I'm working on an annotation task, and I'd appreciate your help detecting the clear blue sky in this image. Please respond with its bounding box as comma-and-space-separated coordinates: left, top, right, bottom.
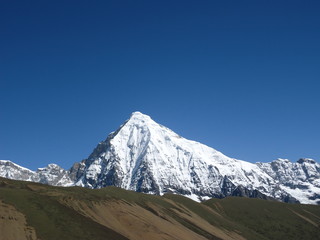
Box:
1, 0, 319, 170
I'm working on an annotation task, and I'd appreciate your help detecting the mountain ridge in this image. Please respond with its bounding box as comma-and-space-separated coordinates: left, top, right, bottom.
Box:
1, 112, 320, 204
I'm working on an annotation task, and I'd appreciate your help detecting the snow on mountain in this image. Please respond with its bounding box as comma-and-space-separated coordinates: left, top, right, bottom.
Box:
0, 160, 36, 182
36, 163, 74, 186
1, 112, 319, 204
70, 112, 305, 202
0, 160, 73, 186
257, 158, 320, 204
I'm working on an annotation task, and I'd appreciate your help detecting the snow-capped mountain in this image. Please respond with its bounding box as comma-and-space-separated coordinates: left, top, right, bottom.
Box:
70, 112, 319, 204
1, 112, 320, 204
0, 160, 73, 186
0, 160, 36, 182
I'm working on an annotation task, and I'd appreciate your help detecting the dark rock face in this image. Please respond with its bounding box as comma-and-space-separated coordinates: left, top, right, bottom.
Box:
230, 186, 274, 201
220, 176, 237, 197
297, 158, 316, 164
69, 161, 86, 182
281, 195, 300, 204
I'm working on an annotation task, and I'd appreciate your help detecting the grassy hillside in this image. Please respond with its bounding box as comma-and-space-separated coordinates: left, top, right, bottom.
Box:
0, 179, 128, 240
0, 177, 319, 240
204, 197, 320, 240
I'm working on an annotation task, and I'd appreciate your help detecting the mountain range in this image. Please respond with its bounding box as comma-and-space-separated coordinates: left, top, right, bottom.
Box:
1, 111, 320, 204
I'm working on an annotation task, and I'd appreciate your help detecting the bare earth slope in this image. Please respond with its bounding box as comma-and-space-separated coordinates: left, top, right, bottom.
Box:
0, 200, 37, 240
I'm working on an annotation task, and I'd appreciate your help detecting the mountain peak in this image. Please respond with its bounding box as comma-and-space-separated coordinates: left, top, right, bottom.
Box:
131, 111, 145, 116
129, 111, 152, 122
123, 111, 158, 131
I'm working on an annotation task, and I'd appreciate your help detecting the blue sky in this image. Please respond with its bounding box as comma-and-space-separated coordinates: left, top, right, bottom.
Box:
1, 0, 319, 170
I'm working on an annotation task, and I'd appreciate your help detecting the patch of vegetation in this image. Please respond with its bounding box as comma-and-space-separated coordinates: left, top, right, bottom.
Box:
204, 197, 320, 240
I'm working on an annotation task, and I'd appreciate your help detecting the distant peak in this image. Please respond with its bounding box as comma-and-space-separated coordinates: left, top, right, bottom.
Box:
0, 160, 34, 172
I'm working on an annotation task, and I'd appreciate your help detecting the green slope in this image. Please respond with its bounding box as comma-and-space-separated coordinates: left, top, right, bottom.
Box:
0, 179, 128, 240
204, 197, 320, 240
